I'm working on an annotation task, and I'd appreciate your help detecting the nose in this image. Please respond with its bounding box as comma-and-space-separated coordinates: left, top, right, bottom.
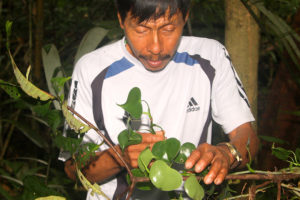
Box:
147, 31, 162, 55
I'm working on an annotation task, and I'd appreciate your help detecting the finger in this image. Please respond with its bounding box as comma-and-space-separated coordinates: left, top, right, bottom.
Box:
194, 151, 214, 173
141, 133, 165, 143
126, 143, 149, 151
130, 160, 138, 168
214, 167, 228, 185
155, 130, 165, 137
203, 158, 222, 184
126, 151, 140, 161
185, 149, 201, 169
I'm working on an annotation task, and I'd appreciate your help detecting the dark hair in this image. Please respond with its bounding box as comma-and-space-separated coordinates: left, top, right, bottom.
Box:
115, 0, 191, 23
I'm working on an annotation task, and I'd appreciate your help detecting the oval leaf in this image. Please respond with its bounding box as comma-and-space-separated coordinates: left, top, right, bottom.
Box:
184, 175, 204, 200
149, 160, 182, 191
118, 130, 142, 151
118, 130, 130, 151
152, 138, 181, 162
118, 87, 142, 119
175, 142, 196, 164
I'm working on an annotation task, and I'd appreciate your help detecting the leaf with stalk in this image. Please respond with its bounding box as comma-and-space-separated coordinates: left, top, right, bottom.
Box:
75, 164, 109, 199
6, 21, 55, 101
61, 101, 90, 134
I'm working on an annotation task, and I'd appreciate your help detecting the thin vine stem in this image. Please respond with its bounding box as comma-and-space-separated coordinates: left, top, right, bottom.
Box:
67, 106, 133, 180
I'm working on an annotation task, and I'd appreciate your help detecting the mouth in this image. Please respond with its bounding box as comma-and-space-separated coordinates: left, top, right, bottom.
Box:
146, 60, 163, 68
140, 55, 171, 71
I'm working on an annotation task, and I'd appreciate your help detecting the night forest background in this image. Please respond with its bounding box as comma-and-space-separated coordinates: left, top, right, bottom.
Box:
0, 0, 300, 199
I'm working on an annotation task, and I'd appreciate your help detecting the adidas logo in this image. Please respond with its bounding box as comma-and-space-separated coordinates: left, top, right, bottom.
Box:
187, 97, 200, 113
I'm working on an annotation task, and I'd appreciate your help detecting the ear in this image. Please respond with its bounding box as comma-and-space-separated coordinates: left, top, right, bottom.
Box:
117, 12, 124, 29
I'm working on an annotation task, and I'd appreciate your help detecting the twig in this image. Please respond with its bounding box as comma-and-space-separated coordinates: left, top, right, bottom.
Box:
223, 185, 273, 200
0, 109, 21, 160
67, 106, 134, 200
277, 181, 281, 200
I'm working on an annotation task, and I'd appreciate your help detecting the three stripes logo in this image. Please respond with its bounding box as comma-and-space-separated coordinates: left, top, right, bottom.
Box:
187, 97, 200, 113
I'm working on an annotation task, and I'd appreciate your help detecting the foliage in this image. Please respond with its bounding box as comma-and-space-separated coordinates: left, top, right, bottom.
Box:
1, 0, 300, 200
0, 20, 110, 200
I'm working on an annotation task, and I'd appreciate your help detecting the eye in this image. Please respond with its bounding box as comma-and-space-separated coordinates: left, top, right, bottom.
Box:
135, 26, 148, 34
162, 25, 175, 32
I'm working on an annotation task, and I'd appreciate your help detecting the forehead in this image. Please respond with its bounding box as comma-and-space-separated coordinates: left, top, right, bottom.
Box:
127, 10, 183, 25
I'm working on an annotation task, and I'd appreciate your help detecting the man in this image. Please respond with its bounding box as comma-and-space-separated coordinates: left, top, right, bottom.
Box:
60, 0, 259, 199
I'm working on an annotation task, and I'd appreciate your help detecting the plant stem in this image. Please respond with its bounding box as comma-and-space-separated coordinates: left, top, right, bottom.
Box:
67, 106, 133, 180
0, 109, 20, 161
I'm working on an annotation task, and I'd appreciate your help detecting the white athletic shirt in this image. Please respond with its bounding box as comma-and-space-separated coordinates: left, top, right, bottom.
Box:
59, 36, 254, 200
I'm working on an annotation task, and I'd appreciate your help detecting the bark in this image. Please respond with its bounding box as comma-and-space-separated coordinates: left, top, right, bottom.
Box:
224, 0, 260, 122
34, 0, 43, 81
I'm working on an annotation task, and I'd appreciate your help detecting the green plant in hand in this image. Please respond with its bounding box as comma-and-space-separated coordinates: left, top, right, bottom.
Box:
118, 87, 205, 200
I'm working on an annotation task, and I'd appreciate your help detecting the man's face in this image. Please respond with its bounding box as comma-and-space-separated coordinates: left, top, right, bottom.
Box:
118, 10, 188, 71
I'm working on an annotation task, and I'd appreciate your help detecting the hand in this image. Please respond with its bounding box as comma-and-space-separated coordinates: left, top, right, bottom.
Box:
124, 130, 165, 168
185, 143, 233, 185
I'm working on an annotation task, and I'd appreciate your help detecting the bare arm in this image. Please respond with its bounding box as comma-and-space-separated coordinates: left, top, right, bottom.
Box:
64, 131, 165, 183
185, 122, 259, 185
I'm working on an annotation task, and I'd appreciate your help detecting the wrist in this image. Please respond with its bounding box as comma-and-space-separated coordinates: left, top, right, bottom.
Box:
217, 142, 243, 170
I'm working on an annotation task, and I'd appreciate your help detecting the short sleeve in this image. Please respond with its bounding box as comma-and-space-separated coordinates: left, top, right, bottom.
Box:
211, 46, 255, 133
58, 56, 104, 162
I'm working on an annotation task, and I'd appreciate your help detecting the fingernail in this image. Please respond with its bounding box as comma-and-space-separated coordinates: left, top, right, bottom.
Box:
215, 179, 221, 185
185, 162, 191, 169
205, 177, 212, 184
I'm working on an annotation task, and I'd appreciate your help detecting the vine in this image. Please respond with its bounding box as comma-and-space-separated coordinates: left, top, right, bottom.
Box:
3, 21, 300, 200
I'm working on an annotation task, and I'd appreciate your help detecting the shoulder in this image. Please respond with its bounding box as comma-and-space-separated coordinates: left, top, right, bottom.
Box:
73, 39, 125, 80
179, 36, 226, 57
178, 36, 230, 70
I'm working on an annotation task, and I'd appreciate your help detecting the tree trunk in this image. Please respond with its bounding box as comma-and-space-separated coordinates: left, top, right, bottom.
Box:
224, 0, 260, 122
34, 0, 43, 81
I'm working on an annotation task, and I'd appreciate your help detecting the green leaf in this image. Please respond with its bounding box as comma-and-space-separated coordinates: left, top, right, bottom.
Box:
184, 175, 204, 200
259, 135, 288, 145
32, 102, 52, 117
118, 87, 142, 119
138, 147, 154, 172
45, 109, 63, 131
118, 129, 142, 151
42, 44, 65, 109
54, 133, 82, 155
76, 167, 108, 198
3, 119, 48, 149
271, 144, 292, 161
8, 52, 55, 101
22, 176, 61, 200
174, 142, 196, 164
35, 196, 66, 200
74, 27, 109, 64
149, 160, 182, 191
152, 138, 181, 162
0, 79, 22, 99
77, 143, 100, 166
62, 101, 90, 134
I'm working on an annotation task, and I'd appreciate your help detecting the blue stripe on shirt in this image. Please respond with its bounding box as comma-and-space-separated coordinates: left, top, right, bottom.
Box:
105, 57, 134, 79
173, 52, 198, 66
